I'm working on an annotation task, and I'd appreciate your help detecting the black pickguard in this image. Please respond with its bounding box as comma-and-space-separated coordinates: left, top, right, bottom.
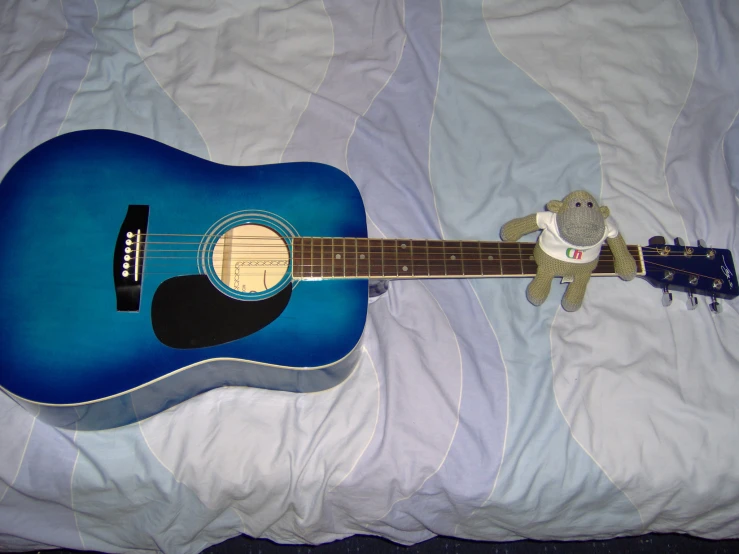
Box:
151, 275, 292, 349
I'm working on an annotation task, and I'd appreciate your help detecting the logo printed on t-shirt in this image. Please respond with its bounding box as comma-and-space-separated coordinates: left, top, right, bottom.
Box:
566, 248, 583, 260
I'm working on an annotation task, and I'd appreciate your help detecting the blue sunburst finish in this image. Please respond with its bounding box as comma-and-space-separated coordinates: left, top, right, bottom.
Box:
0, 130, 368, 430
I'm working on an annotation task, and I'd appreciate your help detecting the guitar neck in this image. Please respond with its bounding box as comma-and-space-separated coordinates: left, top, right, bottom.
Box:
292, 238, 644, 279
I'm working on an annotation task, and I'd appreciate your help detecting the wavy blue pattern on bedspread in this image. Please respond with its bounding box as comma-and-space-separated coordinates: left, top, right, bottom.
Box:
1, 1, 738, 551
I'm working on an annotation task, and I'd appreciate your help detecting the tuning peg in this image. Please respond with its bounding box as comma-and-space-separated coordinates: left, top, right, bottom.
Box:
649, 236, 666, 246
661, 285, 673, 307
709, 295, 722, 314
698, 239, 708, 248
673, 237, 685, 246
686, 291, 698, 310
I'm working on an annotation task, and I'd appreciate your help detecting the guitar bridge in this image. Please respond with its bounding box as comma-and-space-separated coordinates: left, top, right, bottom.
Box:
114, 205, 149, 312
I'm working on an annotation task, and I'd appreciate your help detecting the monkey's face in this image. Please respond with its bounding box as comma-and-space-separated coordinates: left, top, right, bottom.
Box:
555, 191, 607, 247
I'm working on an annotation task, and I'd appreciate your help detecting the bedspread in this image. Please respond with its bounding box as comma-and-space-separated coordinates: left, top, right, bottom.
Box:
1, 0, 738, 551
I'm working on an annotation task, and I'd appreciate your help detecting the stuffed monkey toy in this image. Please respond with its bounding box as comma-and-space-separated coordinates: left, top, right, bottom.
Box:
500, 190, 636, 312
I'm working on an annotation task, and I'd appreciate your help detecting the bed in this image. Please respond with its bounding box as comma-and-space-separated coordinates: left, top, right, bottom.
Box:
1, 0, 738, 551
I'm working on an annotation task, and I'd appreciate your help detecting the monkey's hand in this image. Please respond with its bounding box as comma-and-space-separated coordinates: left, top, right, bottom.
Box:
501, 214, 539, 242
607, 234, 636, 281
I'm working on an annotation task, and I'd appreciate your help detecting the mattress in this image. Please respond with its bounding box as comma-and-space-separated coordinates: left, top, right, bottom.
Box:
1, 0, 738, 551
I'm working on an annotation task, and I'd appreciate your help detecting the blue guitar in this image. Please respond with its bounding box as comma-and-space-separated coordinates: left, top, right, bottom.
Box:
1, 131, 735, 430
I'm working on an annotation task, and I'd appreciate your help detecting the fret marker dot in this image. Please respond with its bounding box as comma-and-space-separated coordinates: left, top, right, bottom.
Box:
402, 266, 408, 272
401, 243, 407, 249
336, 254, 342, 259
488, 256, 493, 260
360, 254, 365, 260
450, 255, 456, 260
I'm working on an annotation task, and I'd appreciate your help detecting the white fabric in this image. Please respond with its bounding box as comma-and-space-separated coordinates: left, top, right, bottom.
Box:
2, 0, 739, 551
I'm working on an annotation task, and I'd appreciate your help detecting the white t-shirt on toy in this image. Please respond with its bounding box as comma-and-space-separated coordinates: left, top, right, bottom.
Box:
536, 212, 619, 263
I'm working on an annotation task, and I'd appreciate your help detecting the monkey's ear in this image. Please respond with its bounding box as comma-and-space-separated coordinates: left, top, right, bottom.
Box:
600, 206, 610, 218
547, 200, 563, 213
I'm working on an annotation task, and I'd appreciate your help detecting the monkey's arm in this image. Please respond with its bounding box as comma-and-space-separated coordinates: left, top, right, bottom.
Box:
606, 234, 636, 281
501, 214, 539, 242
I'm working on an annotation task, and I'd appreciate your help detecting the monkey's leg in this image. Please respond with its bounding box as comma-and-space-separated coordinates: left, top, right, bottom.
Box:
527, 270, 555, 306
528, 244, 559, 306
561, 268, 594, 312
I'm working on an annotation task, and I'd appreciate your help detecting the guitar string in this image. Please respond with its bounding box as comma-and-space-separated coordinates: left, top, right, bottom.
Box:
140, 254, 635, 262
139, 264, 721, 285
138, 257, 719, 281
128, 236, 721, 280
135, 233, 711, 249
136, 233, 708, 250
137, 241, 708, 259
138, 252, 697, 263
137, 250, 698, 264
134, 235, 719, 268
139, 241, 643, 252
137, 233, 704, 249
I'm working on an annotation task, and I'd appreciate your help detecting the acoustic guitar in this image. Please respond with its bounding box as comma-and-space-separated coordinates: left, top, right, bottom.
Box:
1, 130, 735, 430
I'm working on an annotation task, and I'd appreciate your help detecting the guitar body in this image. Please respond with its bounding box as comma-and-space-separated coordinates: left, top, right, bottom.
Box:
0, 130, 369, 430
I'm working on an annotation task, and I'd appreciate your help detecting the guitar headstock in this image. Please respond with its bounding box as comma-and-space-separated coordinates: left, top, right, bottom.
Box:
641, 236, 738, 313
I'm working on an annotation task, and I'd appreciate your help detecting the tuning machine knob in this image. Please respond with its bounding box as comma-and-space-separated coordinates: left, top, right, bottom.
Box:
661, 285, 673, 307
696, 239, 715, 258
686, 291, 698, 310
674, 237, 685, 246
648, 236, 670, 255
709, 295, 723, 314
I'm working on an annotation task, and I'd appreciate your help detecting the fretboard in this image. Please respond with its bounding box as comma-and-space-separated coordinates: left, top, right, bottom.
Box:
291, 238, 643, 279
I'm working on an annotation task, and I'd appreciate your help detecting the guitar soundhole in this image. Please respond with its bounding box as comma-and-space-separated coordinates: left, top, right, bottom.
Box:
212, 224, 289, 293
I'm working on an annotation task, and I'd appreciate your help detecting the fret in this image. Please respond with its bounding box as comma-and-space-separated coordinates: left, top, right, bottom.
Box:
333, 238, 342, 278
409, 240, 415, 275
412, 240, 430, 276
520, 243, 537, 275
343, 239, 347, 277
357, 238, 369, 277
293, 239, 303, 278
344, 239, 357, 277
293, 238, 646, 280
307, 238, 315, 278
461, 241, 481, 276
445, 241, 464, 276
427, 240, 447, 276
593, 244, 644, 275
320, 238, 333, 278
384, 239, 399, 277
500, 243, 522, 276
517, 243, 524, 275
633, 245, 644, 274
594, 252, 613, 274
396, 239, 413, 277
369, 239, 384, 278
480, 241, 498, 276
